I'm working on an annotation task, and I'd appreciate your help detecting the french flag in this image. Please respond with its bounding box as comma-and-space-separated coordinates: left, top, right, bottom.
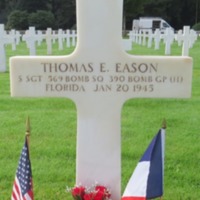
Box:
122, 128, 165, 200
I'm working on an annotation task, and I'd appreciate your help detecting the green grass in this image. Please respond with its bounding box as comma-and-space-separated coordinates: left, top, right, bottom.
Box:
1, 38, 200, 199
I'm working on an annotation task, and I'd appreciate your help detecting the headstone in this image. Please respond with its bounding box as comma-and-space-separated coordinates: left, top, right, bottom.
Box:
65, 29, 71, 48
154, 29, 161, 50
15, 31, 21, 45
176, 29, 183, 46
22, 27, 38, 55
138, 30, 142, 45
147, 29, 153, 48
57, 29, 64, 50
52, 30, 57, 44
181, 26, 192, 56
134, 30, 139, 44
122, 39, 132, 51
45, 28, 54, 55
0, 24, 13, 72
10, 1, 193, 199
71, 30, 77, 47
9, 29, 17, 51
163, 28, 175, 55
128, 31, 134, 42
189, 29, 198, 48
36, 30, 44, 46
142, 31, 148, 46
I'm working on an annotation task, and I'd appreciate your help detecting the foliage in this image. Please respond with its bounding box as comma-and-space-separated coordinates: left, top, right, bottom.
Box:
16, 0, 50, 12
0, 2, 7, 24
0, 0, 6, 11
69, 184, 111, 200
6, 10, 29, 29
192, 22, 200, 30
1, 0, 200, 29
52, 0, 76, 29
28, 10, 56, 30
123, 0, 148, 30
124, 0, 200, 30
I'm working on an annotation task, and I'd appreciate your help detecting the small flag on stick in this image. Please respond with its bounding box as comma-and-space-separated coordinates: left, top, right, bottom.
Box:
122, 121, 166, 200
11, 117, 34, 200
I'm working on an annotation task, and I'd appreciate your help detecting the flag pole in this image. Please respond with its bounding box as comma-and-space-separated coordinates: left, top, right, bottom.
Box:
161, 119, 166, 200
162, 119, 167, 129
25, 116, 31, 152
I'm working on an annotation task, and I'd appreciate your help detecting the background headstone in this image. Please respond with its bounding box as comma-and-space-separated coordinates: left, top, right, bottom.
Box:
0, 24, 13, 72
22, 27, 37, 55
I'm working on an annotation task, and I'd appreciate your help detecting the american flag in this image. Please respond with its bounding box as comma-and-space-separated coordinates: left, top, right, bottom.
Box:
11, 137, 34, 200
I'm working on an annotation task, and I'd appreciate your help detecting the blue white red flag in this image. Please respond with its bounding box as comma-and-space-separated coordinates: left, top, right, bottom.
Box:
122, 128, 165, 200
11, 137, 34, 200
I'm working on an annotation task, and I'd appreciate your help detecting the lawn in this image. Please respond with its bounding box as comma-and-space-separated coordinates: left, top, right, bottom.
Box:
0, 38, 200, 199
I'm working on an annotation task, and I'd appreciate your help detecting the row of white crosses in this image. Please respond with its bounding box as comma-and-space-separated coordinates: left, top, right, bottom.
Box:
22, 27, 77, 55
23, 27, 131, 53
129, 26, 199, 56
0, 25, 133, 73
0, 25, 77, 72
1, 24, 198, 73
0, 24, 133, 73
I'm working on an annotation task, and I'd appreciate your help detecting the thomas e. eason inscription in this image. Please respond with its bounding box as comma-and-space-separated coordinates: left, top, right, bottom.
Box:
17, 61, 183, 93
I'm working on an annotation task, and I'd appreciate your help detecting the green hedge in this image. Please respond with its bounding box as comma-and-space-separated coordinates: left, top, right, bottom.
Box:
6, 10, 29, 30
6, 10, 55, 30
28, 10, 55, 30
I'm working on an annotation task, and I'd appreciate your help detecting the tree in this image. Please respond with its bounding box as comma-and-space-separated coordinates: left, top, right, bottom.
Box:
196, 0, 200, 23
28, 10, 55, 29
0, 0, 6, 10
16, 0, 50, 12
1, 0, 200, 30
124, 0, 148, 30
193, 22, 200, 30
6, 10, 29, 29
0, 0, 6, 23
50, 0, 76, 29
124, 0, 199, 30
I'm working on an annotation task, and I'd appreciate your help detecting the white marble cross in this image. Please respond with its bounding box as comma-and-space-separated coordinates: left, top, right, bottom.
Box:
138, 30, 142, 45
36, 30, 44, 46
22, 27, 38, 55
176, 29, 183, 46
147, 30, 153, 48
45, 28, 54, 55
15, 31, 21, 46
163, 28, 175, 55
142, 31, 148, 46
65, 29, 71, 48
57, 29, 64, 50
188, 29, 198, 48
122, 38, 132, 51
181, 26, 193, 56
128, 31, 134, 42
10, 0, 193, 199
9, 29, 17, 51
71, 30, 77, 47
154, 29, 162, 50
0, 24, 13, 72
